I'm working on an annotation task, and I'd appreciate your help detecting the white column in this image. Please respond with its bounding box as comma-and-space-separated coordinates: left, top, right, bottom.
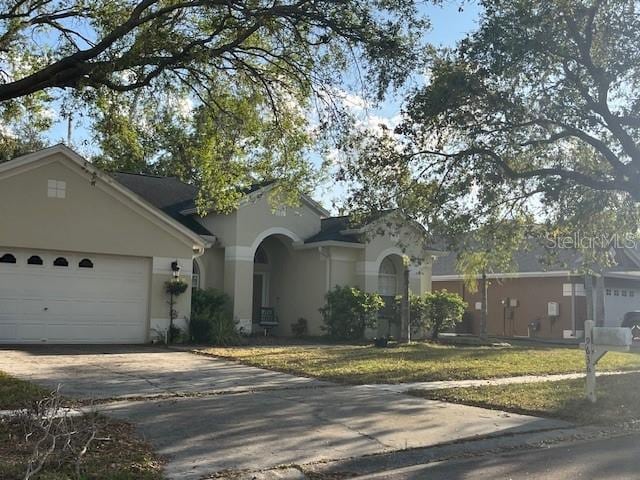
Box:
224, 247, 254, 334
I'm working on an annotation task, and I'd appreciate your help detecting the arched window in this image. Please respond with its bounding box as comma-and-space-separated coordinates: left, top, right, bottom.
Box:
378, 257, 398, 296
53, 257, 69, 267
0, 253, 16, 264
254, 245, 268, 264
27, 255, 43, 266
192, 260, 200, 290
78, 258, 94, 269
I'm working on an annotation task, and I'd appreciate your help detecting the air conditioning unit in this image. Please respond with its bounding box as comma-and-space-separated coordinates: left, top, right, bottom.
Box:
509, 298, 519, 308
548, 302, 560, 317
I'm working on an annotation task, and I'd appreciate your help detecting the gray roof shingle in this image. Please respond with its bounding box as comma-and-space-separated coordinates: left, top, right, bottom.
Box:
111, 172, 212, 236
433, 240, 640, 277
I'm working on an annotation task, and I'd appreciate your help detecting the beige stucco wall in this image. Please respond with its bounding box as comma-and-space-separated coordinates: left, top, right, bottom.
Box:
197, 189, 322, 249
199, 247, 225, 291
0, 155, 196, 258
267, 243, 327, 336
0, 153, 200, 343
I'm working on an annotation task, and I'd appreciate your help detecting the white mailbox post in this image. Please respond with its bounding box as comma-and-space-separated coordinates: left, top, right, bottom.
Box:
582, 320, 633, 402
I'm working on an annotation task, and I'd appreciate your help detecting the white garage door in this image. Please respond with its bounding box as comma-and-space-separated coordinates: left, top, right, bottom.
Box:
0, 249, 150, 344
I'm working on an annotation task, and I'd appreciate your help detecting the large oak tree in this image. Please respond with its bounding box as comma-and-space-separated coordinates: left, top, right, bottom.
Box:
340, 0, 640, 253
0, 0, 426, 211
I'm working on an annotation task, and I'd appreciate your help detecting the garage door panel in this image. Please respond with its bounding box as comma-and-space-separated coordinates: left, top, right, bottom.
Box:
0, 249, 150, 344
0, 323, 17, 341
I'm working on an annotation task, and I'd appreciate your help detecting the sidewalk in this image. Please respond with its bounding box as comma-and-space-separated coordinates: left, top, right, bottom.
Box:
355, 369, 640, 393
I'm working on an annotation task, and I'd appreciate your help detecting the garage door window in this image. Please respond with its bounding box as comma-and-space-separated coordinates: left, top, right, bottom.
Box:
79, 258, 94, 268
0, 253, 16, 264
53, 257, 69, 267
27, 255, 43, 266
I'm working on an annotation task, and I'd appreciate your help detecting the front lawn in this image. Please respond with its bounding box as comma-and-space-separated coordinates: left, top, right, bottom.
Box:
197, 342, 640, 384
412, 373, 640, 425
0, 371, 49, 410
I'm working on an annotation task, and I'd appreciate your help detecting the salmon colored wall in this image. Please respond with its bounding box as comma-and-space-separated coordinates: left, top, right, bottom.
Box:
434, 277, 587, 339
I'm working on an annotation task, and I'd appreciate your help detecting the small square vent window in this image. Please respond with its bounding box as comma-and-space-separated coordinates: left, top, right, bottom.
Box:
47, 180, 66, 198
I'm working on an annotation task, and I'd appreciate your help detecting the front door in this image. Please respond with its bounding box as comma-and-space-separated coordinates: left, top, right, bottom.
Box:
252, 274, 263, 323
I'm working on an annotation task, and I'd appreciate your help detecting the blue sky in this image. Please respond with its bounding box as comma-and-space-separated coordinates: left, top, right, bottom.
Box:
316, 1, 481, 208
44, 1, 481, 207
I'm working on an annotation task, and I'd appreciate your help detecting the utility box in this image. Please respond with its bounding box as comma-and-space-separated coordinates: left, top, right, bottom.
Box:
548, 302, 560, 317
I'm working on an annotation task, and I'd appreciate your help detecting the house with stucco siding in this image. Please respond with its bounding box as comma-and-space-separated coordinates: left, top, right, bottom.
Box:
0, 145, 437, 343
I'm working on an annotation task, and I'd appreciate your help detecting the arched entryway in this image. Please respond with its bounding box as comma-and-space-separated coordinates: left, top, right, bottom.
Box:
377, 254, 404, 338
251, 233, 296, 334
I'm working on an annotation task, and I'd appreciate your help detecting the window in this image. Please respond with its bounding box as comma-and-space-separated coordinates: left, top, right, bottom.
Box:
378, 257, 398, 296
614, 289, 619, 296
563, 283, 585, 296
631, 290, 636, 298
47, 180, 66, 198
0, 253, 16, 264
27, 255, 43, 266
53, 257, 69, 267
192, 260, 200, 290
78, 258, 93, 269
622, 290, 628, 297
606, 288, 612, 296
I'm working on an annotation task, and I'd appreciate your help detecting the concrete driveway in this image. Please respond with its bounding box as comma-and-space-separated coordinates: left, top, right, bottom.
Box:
0, 346, 570, 479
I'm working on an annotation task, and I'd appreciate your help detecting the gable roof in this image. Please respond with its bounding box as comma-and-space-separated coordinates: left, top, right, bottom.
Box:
0, 144, 207, 249
304, 216, 361, 244
432, 240, 640, 278
111, 172, 212, 236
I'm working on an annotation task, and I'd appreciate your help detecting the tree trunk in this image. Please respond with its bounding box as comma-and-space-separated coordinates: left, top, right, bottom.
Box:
585, 273, 594, 322
595, 273, 606, 327
480, 270, 488, 340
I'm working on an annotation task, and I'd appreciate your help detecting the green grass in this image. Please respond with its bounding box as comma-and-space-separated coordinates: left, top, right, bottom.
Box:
0, 371, 49, 410
412, 373, 640, 425
197, 342, 640, 384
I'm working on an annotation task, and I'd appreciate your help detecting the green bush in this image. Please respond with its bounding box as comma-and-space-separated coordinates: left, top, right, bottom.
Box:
190, 289, 239, 345
392, 291, 466, 340
320, 285, 384, 340
422, 290, 467, 340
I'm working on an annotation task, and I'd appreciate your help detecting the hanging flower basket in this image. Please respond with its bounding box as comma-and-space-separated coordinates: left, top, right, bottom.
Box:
165, 279, 188, 296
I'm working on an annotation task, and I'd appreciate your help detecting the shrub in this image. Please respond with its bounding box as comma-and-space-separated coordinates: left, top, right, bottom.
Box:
422, 290, 467, 340
392, 293, 429, 334
190, 289, 239, 345
320, 286, 384, 340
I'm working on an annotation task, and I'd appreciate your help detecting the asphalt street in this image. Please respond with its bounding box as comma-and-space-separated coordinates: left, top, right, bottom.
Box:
357, 433, 640, 479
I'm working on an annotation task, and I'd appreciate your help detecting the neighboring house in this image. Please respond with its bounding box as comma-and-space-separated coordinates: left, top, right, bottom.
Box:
0, 145, 437, 344
432, 244, 640, 340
